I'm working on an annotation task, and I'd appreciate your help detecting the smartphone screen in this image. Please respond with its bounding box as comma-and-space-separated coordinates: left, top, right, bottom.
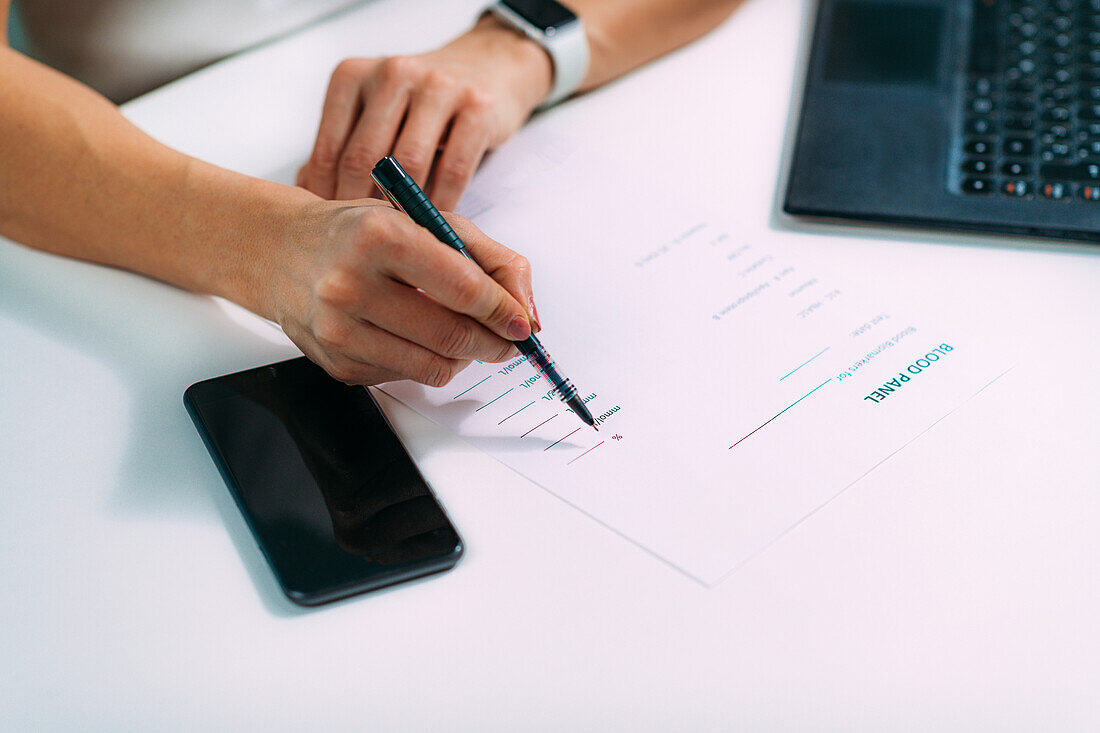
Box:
184, 357, 462, 606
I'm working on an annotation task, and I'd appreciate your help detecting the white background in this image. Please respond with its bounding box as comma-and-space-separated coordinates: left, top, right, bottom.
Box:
1, 0, 1097, 729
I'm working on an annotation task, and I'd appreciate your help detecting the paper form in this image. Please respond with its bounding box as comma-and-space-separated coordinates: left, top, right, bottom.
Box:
381, 130, 1009, 585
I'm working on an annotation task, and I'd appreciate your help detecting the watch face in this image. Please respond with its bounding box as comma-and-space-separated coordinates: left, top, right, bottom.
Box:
501, 0, 577, 32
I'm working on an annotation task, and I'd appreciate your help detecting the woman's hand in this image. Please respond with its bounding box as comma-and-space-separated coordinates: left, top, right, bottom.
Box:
265, 198, 540, 387
298, 15, 553, 211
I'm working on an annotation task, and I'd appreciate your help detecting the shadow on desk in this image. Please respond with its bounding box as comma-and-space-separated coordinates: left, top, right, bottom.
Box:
0, 240, 309, 614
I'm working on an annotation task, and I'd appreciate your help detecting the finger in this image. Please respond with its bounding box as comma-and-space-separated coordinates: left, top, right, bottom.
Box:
361, 277, 519, 363
304, 59, 371, 199
313, 310, 470, 388
335, 60, 417, 200
429, 106, 491, 211
391, 76, 461, 189
446, 214, 539, 331
377, 218, 532, 343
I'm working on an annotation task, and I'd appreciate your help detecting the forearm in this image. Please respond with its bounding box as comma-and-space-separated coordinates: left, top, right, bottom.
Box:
471, 0, 743, 102
0, 47, 317, 320
571, 0, 745, 91
2, 18, 543, 390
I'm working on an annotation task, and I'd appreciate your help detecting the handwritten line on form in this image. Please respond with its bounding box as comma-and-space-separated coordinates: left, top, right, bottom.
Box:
779, 347, 830, 381
521, 414, 557, 437
545, 427, 582, 451
567, 441, 605, 465
499, 401, 536, 425
729, 378, 832, 450
474, 388, 513, 412
453, 375, 491, 399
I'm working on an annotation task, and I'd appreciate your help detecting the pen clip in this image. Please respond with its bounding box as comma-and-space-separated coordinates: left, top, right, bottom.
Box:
370, 171, 410, 217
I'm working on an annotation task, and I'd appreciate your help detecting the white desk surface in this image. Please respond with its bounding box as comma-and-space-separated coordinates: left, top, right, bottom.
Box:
2, 0, 1098, 729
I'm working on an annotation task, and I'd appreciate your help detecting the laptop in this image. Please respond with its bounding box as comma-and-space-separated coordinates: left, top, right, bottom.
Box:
785, 0, 1100, 243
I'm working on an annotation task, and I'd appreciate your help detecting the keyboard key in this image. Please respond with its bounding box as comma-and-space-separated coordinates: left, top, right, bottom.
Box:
1002, 180, 1032, 197
1002, 160, 1032, 176
1040, 182, 1070, 199
962, 159, 994, 175
1040, 86, 1073, 103
1004, 115, 1035, 131
965, 139, 994, 156
1043, 124, 1071, 140
1039, 162, 1100, 181
970, 77, 994, 96
1078, 184, 1100, 200
1080, 66, 1100, 82
969, 0, 999, 74
1004, 137, 1034, 155
1042, 106, 1072, 122
1045, 68, 1074, 85
971, 97, 994, 114
1051, 21, 1074, 37
962, 178, 994, 195
1041, 142, 1074, 161
966, 117, 996, 135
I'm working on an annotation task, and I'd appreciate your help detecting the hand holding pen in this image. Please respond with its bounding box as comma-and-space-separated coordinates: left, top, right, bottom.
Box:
372, 156, 597, 430
271, 192, 538, 390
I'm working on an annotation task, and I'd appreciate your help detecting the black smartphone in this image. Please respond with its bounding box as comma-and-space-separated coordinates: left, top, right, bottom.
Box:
184, 357, 463, 606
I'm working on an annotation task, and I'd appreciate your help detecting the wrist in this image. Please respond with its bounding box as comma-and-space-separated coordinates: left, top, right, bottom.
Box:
460, 13, 553, 114
193, 170, 322, 324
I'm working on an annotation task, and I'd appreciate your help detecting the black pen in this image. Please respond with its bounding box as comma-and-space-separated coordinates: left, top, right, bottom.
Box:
371, 156, 596, 431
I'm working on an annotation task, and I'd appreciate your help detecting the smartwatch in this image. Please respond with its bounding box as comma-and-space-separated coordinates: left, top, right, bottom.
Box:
486, 0, 589, 108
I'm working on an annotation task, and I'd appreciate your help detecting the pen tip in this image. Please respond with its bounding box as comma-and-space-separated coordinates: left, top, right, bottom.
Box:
593, 425, 599, 432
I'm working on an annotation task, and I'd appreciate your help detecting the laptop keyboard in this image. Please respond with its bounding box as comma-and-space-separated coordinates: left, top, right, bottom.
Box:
955, 0, 1100, 201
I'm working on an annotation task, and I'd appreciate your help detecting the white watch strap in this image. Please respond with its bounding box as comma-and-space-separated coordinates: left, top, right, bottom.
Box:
488, 3, 589, 109
541, 17, 588, 107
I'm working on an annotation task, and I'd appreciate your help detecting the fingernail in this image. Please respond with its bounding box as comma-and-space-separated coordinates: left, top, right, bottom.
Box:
507, 314, 532, 341
528, 297, 541, 332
